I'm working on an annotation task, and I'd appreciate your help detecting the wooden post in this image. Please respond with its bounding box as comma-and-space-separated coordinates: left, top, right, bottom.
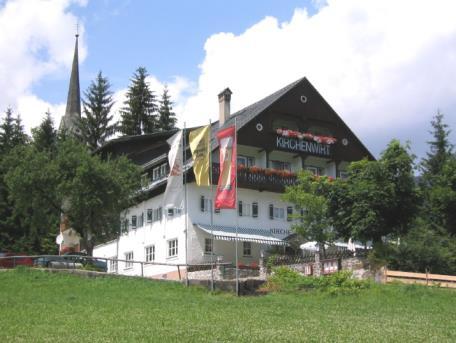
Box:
177, 265, 181, 280
141, 262, 144, 277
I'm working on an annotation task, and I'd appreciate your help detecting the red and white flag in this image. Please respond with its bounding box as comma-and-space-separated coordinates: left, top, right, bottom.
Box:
215, 126, 236, 209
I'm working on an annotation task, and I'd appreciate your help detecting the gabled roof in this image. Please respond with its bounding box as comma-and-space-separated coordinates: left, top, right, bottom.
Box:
223, 77, 305, 131
210, 76, 374, 160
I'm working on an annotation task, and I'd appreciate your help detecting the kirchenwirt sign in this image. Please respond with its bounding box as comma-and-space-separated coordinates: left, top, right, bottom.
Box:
275, 129, 337, 157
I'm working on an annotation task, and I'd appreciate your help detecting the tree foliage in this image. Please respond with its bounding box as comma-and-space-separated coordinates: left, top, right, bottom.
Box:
331, 140, 418, 244
421, 111, 453, 181
283, 172, 336, 256
5, 139, 142, 255
32, 110, 57, 154
78, 71, 115, 150
119, 67, 158, 135
157, 85, 177, 131
0, 108, 30, 252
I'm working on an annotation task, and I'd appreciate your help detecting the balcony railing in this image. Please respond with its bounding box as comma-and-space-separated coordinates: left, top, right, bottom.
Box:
212, 163, 298, 193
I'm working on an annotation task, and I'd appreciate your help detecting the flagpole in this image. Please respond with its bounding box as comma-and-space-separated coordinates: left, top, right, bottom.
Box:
183, 123, 189, 286
209, 120, 215, 292
234, 117, 239, 296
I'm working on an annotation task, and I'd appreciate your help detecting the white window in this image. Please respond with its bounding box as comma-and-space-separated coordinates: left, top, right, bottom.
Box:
252, 202, 258, 218
287, 206, 293, 222
339, 171, 349, 179
237, 155, 255, 167
131, 216, 137, 229
168, 239, 178, 258
271, 160, 291, 171
200, 196, 212, 212
153, 207, 162, 222
160, 164, 167, 177
204, 238, 213, 254
238, 201, 252, 217
305, 166, 320, 176
243, 242, 252, 256
138, 213, 144, 228
152, 163, 168, 181
109, 258, 118, 273
145, 245, 155, 262
125, 252, 133, 269
269, 204, 285, 220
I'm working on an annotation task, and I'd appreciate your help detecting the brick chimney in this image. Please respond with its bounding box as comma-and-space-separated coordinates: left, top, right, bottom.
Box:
218, 88, 232, 126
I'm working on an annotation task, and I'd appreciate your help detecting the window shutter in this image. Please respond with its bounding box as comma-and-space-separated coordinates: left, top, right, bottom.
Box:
200, 196, 205, 212
269, 204, 274, 220
159, 207, 163, 221
287, 207, 293, 222
238, 201, 243, 216
252, 202, 258, 218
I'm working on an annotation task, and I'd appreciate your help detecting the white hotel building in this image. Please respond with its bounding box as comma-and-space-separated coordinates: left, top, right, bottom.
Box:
93, 77, 373, 279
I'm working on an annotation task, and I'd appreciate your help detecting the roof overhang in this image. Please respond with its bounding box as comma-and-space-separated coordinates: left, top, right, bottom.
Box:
195, 223, 287, 246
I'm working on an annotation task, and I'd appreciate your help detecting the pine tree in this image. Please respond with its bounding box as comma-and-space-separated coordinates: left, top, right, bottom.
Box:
32, 110, 57, 153
119, 67, 158, 135
0, 108, 28, 253
78, 71, 115, 150
421, 111, 453, 180
157, 85, 177, 131
0, 108, 16, 154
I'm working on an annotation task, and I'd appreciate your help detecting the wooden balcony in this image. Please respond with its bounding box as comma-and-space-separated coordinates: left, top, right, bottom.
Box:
211, 163, 298, 193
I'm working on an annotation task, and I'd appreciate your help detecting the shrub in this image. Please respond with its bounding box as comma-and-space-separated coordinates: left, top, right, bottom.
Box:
265, 267, 371, 294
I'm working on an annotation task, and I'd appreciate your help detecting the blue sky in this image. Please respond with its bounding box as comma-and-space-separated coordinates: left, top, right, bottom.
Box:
34, 0, 319, 104
1, 0, 456, 160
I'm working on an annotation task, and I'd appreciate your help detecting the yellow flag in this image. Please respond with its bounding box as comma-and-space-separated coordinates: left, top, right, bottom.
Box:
189, 125, 211, 186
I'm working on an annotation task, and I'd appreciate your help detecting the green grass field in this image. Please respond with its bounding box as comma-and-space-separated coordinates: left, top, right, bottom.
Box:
1, 268, 455, 342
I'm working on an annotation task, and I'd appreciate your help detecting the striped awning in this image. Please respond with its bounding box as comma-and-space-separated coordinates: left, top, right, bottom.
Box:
195, 224, 287, 246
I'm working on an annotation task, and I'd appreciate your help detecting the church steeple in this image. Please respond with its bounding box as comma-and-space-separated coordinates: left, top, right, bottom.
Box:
59, 33, 81, 134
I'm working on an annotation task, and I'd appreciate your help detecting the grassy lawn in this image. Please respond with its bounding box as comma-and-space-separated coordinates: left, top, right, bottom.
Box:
1, 268, 455, 342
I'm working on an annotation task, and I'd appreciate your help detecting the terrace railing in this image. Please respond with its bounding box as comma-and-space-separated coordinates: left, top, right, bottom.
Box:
212, 163, 298, 192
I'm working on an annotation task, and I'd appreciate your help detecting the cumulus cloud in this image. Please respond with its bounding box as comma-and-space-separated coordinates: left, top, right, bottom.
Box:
178, 0, 456, 157
0, 0, 86, 131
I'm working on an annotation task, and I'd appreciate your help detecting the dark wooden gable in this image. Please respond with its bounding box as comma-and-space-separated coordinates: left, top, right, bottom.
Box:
235, 78, 374, 162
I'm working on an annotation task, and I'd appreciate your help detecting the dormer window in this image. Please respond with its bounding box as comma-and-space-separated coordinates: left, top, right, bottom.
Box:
152, 163, 168, 181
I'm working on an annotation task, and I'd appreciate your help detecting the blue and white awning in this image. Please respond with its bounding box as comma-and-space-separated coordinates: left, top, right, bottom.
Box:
195, 224, 287, 246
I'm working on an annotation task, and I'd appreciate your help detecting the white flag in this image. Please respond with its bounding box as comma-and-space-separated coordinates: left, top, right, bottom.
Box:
163, 130, 184, 209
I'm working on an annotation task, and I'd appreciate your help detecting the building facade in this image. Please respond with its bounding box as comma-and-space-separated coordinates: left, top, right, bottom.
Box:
93, 77, 373, 279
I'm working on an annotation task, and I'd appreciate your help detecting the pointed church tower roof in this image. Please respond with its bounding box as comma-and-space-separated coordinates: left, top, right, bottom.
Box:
59, 34, 81, 134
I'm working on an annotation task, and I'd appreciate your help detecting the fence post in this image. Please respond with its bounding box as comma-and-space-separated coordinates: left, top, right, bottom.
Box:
426, 268, 429, 286
141, 262, 144, 277
13, 256, 16, 268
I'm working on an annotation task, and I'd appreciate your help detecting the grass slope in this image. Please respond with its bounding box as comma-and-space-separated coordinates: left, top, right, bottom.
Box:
1, 268, 455, 342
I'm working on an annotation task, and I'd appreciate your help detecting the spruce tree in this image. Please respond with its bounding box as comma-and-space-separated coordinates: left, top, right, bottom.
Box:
0, 108, 28, 253
421, 111, 453, 181
157, 85, 177, 131
0, 108, 16, 154
119, 67, 158, 135
32, 110, 57, 153
78, 71, 115, 150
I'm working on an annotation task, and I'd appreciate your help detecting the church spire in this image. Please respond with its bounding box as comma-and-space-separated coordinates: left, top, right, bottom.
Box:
59, 33, 81, 134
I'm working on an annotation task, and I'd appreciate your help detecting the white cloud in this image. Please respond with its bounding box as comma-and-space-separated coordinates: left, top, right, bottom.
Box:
177, 0, 456, 156
16, 94, 65, 129
0, 0, 87, 132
